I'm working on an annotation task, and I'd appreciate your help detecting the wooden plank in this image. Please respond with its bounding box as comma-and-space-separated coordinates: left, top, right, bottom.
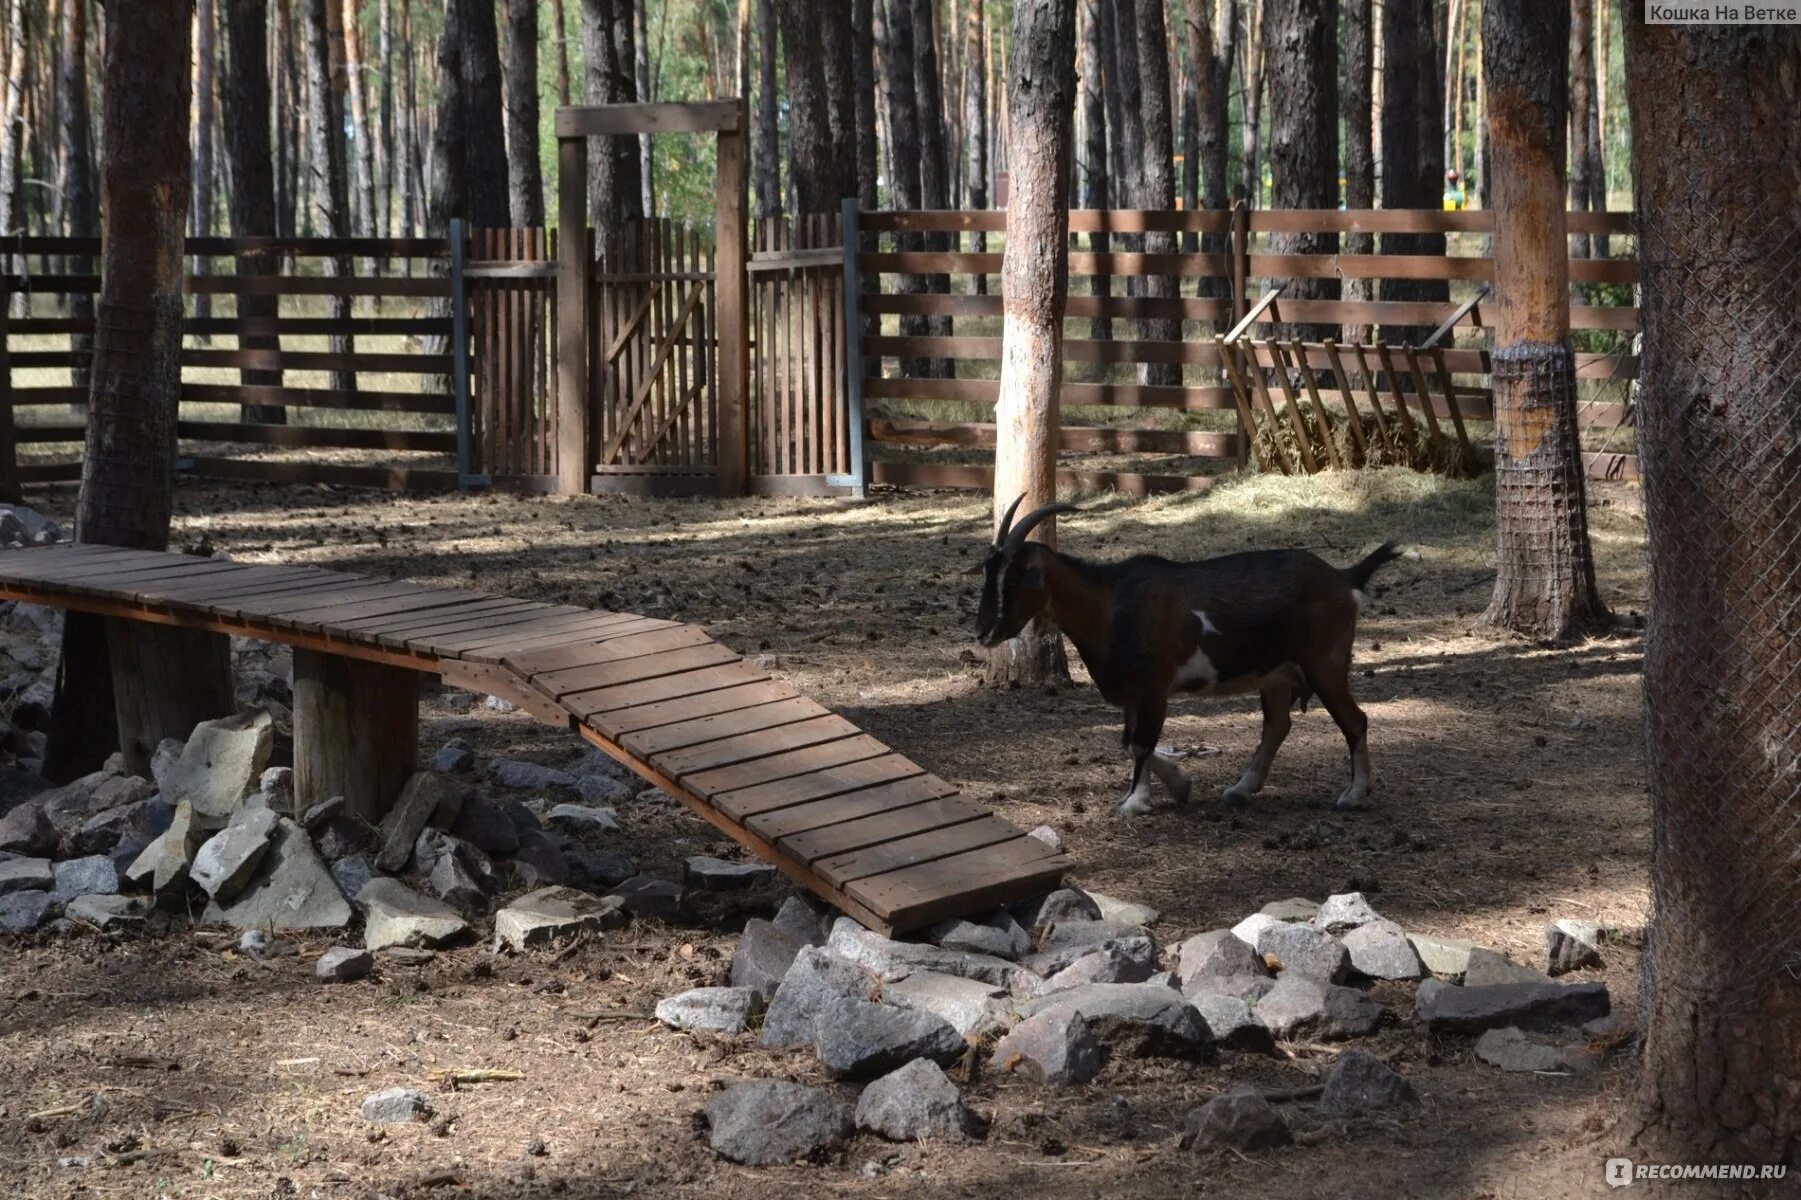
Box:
867, 420, 1238, 458
780, 796, 990, 866
594, 679, 803, 738
532, 641, 742, 699
555, 100, 742, 137
58, 560, 251, 597
177, 422, 455, 453
815, 817, 1025, 886
225, 579, 443, 621
653, 714, 861, 780
867, 462, 1217, 496
709, 752, 924, 821
0, 547, 198, 582
198, 575, 380, 618
866, 334, 1217, 366
435, 610, 640, 656
686, 734, 891, 799
556, 137, 588, 493
331, 595, 555, 636
509, 623, 712, 676
848, 837, 1070, 931
746, 774, 962, 842
714, 109, 749, 495
561, 661, 770, 718
258, 585, 478, 629
386, 604, 573, 649
138, 566, 348, 605
620, 695, 829, 757
437, 658, 572, 726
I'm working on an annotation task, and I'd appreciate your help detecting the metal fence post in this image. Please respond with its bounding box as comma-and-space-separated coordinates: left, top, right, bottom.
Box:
830, 197, 868, 497
450, 218, 475, 489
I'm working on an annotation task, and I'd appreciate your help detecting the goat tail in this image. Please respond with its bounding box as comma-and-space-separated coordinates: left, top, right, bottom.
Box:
1345, 541, 1405, 592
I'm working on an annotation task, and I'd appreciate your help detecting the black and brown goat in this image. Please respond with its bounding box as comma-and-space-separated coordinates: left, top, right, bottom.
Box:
974, 496, 1402, 815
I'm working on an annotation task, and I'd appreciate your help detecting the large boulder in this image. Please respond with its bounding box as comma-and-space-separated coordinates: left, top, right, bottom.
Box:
1406, 932, 1480, 978
162, 710, 274, 824
759, 946, 878, 1048
65, 893, 143, 929
770, 895, 830, 946
493, 886, 627, 951
1038, 945, 1158, 992
1021, 934, 1157, 980
189, 807, 280, 901
811, 999, 964, 1080
201, 818, 352, 930
1181, 1092, 1291, 1153
1009, 887, 1102, 936
1039, 917, 1152, 954
71, 795, 174, 858
706, 1081, 852, 1166
1089, 892, 1161, 927
855, 1059, 975, 1142
684, 855, 776, 891
1015, 982, 1214, 1060
1317, 1049, 1421, 1114
1416, 978, 1610, 1034
1474, 1026, 1591, 1073
0, 889, 53, 932
1463, 948, 1550, 987
357, 877, 470, 950
608, 875, 682, 920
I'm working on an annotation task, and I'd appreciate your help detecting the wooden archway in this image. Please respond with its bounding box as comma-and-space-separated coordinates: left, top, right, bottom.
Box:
553, 101, 748, 495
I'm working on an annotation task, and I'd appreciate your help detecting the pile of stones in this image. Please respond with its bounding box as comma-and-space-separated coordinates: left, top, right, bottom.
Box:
658, 886, 1620, 1165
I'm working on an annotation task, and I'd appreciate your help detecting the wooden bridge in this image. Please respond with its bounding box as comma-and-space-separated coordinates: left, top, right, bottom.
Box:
0, 544, 1068, 935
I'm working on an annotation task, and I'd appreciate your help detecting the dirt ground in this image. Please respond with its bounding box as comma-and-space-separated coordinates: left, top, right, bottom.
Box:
2, 469, 1661, 1199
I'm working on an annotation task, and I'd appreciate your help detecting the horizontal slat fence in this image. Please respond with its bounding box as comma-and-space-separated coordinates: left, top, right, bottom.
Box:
857, 207, 1639, 492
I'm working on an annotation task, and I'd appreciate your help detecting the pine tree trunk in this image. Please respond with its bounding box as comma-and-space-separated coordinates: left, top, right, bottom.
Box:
635, 0, 652, 214
303, 0, 356, 392
1623, 9, 1801, 1169
1079, 0, 1108, 340
275, 0, 300, 238
399, 0, 421, 237
1588, 2, 1608, 256
1378, 0, 1446, 343
503, 0, 544, 226
1342, 0, 1374, 341
879, 0, 928, 376
774, 0, 838, 214
752, 0, 778, 217
1186, 0, 1231, 315
377, 0, 394, 235
1568, 0, 1595, 260
988, 0, 1075, 690
552, 0, 573, 104
1132, 0, 1180, 385
612, 0, 643, 221
191, 0, 217, 324
59, 0, 96, 391
343, 0, 377, 239
223, 0, 286, 425
1104, 0, 1144, 211
852, 0, 879, 209
818, 0, 856, 206
582, 0, 642, 235
963, 0, 987, 291
1263, 0, 1338, 342
1, 1, 30, 285
1478, 0, 1605, 640
910, 0, 951, 365
1239, 0, 1263, 206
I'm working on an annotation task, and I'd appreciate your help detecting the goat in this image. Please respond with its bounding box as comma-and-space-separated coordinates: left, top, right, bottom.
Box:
973, 496, 1403, 815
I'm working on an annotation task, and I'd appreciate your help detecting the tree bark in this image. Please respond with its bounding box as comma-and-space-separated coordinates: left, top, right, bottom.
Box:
1342, 0, 1373, 341
774, 0, 839, 213
1, 1, 30, 275
429, 0, 509, 232
223, 0, 286, 425
963, 0, 987, 288
59, 0, 96, 391
819, 0, 857, 206
1477, 0, 1605, 640
552, 0, 573, 105
1623, 8, 1801, 1170
275, 0, 301, 237
879, 0, 929, 374
988, 0, 1076, 690
503, 0, 544, 226
398, 0, 421, 236
342, 0, 378, 239
191, 0, 217, 323
377, 0, 395, 233
1239, 0, 1263, 205
910, 0, 951, 359
1131, 0, 1180, 384
582, 0, 642, 236
1103, 0, 1144, 211
752, 0, 778, 217
1079, 0, 1108, 340
1378, 0, 1446, 343
1263, 0, 1338, 341
303, 0, 356, 392
853, 0, 879, 209
1568, 0, 1595, 259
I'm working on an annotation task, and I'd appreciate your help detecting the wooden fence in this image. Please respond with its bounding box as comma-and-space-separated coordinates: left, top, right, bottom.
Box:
852, 206, 1639, 492
748, 213, 855, 491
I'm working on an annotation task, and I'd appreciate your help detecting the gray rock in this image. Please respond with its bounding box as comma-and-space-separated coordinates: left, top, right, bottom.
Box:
990, 1008, 1104, 1085
316, 946, 374, 982
730, 918, 807, 1000
771, 895, 830, 945
429, 852, 488, 910
163, 710, 274, 824
0, 855, 51, 893
1257, 922, 1350, 983
563, 846, 635, 892
1021, 934, 1157, 981
49, 855, 121, 903
1176, 929, 1271, 992
1196, 972, 1278, 1004
1259, 897, 1321, 922
882, 970, 1010, 1037
1025, 825, 1064, 853
608, 875, 681, 919
125, 801, 202, 892
0, 889, 53, 931
1230, 912, 1281, 948
684, 855, 776, 891
357, 878, 470, 951
1312, 891, 1383, 934
1181, 1093, 1291, 1153
930, 912, 1030, 961
329, 855, 376, 902
494, 886, 627, 951
189, 807, 279, 901
1089, 892, 1161, 927
1545, 919, 1604, 976
255, 767, 294, 816
759, 946, 878, 1048
1341, 919, 1426, 981
71, 795, 174, 857
1189, 991, 1276, 1053
812, 999, 964, 1080
202, 818, 351, 931
430, 740, 475, 773
1252, 975, 1384, 1040
575, 772, 638, 805
449, 797, 520, 857
1039, 945, 1158, 991
64, 893, 142, 929
1407, 932, 1480, 977
511, 828, 571, 887
1463, 948, 1549, 987
829, 918, 1034, 994
361, 1087, 431, 1124
1040, 917, 1151, 953
375, 773, 463, 873
707, 1081, 852, 1165
488, 759, 578, 790
655, 986, 764, 1034
148, 737, 186, 791
1415, 977, 1610, 1034
1318, 1049, 1421, 1114
546, 803, 621, 835
855, 1059, 974, 1141
43, 773, 157, 843
1009, 887, 1102, 936
1015, 982, 1213, 1060
1474, 1026, 1589, 1073
0, 801, 53, 855
413, 828, 496, 894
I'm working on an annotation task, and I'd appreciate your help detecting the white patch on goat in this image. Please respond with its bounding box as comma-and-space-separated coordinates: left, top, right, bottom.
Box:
1174, 645, 1220, 689
1194, 609, 1221, 636
1117, 777, 1155, 817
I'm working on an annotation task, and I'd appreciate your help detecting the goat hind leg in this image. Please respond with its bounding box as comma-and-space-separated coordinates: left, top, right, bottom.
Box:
1224, 681, 1294, 807
1309, 667, 1372, 810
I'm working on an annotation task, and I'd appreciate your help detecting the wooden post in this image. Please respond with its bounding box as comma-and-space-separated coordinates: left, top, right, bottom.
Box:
836, 197, 867, 496
292, 647, 419, 823
105, 619, 236, 778
0, 278, 18, 503
450, 217, 479, 488
555, 134, 589, 494
1229, 197, 1251, 469
714, 101, 749, 496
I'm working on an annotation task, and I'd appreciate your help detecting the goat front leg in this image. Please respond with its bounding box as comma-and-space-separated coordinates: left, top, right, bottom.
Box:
1117, 698, 1176, 816
1223, 676, 1296, 807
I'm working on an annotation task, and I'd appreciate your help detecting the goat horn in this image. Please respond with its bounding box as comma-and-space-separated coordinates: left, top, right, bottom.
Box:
1002, 501, 1081, 557
993, 493, 1028, 545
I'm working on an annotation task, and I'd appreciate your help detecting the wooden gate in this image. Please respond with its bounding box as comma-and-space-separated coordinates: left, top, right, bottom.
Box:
467, 227, 560, 487
589, 220, 720, 495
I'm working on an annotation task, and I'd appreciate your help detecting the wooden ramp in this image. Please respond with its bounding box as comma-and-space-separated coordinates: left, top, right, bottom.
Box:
0, 544, 1068, 934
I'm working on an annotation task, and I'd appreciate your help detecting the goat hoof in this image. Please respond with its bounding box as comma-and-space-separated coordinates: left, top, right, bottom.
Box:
1334, 788, 1370, 811
1221, 786, 1251, 809
1116, 794, 1155, 818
